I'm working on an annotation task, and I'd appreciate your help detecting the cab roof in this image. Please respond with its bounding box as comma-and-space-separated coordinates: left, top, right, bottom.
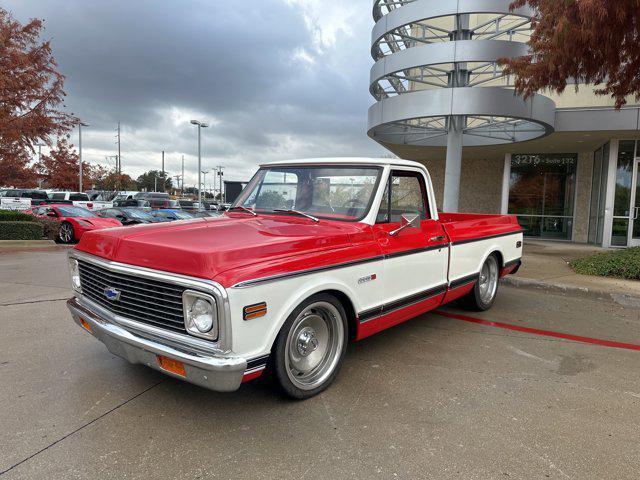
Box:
261, 157, 426, 170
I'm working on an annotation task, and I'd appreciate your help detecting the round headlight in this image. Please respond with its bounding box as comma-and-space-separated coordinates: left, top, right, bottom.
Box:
190, 298, 214, 333
69, 258, 82, 293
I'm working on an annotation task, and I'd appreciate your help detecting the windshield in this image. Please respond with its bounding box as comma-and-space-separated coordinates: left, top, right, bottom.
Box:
174, 211, 194, 219
233, 166, 382, 221
56, 206, 96, 218
124, 209, 154, 220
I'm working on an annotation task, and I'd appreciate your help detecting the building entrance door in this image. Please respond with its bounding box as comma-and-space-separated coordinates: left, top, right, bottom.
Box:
629, 158, 640, 247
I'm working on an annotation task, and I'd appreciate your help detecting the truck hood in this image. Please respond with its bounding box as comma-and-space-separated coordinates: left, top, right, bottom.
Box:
75, 214, 372, 284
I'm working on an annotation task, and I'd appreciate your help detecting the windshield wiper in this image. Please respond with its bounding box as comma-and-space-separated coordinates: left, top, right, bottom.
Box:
227, 206, 257, 216
273, 209, 319, 222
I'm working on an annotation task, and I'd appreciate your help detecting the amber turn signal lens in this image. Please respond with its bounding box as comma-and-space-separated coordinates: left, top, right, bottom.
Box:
79, 318, 92, 333
156, 355, 186, 377
243, 302, 267, 320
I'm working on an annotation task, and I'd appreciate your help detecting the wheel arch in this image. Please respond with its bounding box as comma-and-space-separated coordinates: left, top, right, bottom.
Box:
490, 249, 504, 268
319, 289, 358, 343
266, 283, 360, 355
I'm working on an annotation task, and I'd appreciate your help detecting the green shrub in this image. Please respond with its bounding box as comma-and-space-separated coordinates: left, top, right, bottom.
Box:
0, 221, 44, 240
0, 210, 35, 222
570, 247, 640, 280
35, 217, 62, 240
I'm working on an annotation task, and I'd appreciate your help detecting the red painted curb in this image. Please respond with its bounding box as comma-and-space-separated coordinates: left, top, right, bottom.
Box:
433, 310, 640, 352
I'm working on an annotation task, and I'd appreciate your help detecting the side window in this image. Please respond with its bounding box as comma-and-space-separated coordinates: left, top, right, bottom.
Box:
376, 170, 429, 223
376, 182, 390, 223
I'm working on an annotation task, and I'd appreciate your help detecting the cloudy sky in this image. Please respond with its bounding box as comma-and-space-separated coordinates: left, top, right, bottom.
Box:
5, 0, 387, 187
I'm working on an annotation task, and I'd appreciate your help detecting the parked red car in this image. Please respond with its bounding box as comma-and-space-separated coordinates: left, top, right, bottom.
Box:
29, 204, 122, 243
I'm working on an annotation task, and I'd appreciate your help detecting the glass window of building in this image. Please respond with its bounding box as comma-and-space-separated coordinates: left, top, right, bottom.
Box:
611, 140, 638, 246
508, 154, 577, 240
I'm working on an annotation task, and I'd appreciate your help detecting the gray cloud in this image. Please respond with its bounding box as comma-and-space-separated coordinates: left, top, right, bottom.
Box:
5, 0, 385, 185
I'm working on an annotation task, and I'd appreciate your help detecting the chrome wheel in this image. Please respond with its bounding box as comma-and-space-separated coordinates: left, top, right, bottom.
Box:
59, 223, 74, 243
478, 255, 499, 304
284, 301, 345, 391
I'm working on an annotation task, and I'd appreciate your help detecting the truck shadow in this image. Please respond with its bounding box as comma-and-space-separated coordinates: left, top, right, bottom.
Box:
154, 309, 449, 408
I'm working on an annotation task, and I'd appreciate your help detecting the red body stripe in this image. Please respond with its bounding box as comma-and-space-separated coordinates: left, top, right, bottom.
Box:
433, 310, 640, 352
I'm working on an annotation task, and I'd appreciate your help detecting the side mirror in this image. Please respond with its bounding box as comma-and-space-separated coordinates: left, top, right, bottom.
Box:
389, 213, 420, 236
46, 211, 57, 218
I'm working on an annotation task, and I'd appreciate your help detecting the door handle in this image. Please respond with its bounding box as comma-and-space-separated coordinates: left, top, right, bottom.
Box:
430, 235, 446, 242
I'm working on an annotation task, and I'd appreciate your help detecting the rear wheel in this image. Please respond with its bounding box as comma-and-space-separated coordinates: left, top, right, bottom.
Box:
58, 222, 75, 244
272, 294, 348, 399
461, 254, 500, 311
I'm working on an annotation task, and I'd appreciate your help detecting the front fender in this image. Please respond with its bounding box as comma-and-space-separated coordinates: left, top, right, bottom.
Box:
226, 269, 368, 359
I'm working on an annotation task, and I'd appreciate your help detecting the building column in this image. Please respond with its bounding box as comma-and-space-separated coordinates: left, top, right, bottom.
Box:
501, 154, 511, 214
443, 117, 463, 212
602, 140, 619, 248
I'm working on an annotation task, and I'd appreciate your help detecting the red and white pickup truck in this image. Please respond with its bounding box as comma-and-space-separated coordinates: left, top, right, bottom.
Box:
67, 158, 522, 398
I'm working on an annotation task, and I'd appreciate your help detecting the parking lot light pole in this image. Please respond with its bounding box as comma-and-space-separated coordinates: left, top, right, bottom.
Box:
201, 170, 209, 203
78, 122, 89, 192
190, 120, 209, 210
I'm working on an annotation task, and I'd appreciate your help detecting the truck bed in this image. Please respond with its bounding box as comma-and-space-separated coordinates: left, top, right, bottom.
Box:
438, 212, 522, 244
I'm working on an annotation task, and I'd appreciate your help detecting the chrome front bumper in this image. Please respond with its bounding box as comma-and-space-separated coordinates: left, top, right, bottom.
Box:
67, 297, 247, 392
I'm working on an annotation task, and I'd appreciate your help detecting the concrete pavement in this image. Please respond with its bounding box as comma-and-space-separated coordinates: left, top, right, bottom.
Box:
1, 249, 640, 479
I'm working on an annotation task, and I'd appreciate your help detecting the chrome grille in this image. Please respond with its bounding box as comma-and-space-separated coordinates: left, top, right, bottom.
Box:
77, 259, 187, 333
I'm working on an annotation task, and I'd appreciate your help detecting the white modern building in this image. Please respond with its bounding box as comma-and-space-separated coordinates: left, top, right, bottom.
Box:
368, 0, 640, 247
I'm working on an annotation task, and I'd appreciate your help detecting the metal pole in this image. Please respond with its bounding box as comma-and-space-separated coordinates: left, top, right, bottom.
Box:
202, 171, 208, 199
217, 166, 225, 202
78, 124, 83, 192
197, 125, 202, 208
191, 120, 208, 210
36, 144, 44, 189
117, 122, 121, 174
161, 150, 165, 192
181, 155, 185, 195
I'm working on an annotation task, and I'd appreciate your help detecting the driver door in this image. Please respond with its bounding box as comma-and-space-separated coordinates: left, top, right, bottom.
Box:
371, 169, 448, 325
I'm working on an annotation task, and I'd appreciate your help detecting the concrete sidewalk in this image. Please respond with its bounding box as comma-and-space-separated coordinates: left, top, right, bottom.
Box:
503, 240, 640, 306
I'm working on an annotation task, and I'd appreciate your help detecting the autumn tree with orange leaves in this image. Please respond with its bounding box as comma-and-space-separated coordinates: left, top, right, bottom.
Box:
0, 8, 77, 187
37, 138, 81, 190
502, 0, 640, 109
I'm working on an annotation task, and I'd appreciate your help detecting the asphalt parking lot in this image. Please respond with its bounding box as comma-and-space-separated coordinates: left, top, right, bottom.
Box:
1, 248, 640, 479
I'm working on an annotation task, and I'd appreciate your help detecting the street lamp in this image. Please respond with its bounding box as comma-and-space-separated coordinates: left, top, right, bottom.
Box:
190, 120, 209, 209
78, 122, 89, 192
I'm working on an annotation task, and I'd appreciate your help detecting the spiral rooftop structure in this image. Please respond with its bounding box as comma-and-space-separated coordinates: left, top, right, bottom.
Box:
368, 0, 557, 210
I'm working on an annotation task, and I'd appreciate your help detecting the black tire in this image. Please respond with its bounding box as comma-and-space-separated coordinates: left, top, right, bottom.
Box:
58, 221, 75, 244
271, 293, 348, 400
460, 253, 500, 311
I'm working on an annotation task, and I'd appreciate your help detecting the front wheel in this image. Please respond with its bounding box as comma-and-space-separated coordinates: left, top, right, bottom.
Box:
58, 222, 75, 244
272, 294, 348, 399
461, 254, 500, 311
